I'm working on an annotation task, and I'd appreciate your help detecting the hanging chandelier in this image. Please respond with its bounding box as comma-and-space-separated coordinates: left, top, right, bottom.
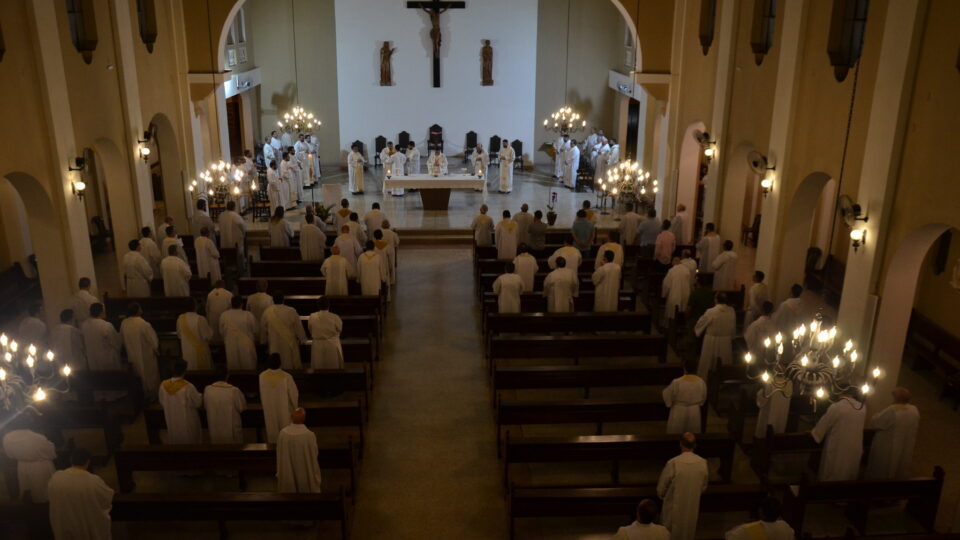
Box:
277, 106, 320, 132
743, 311, 880, 407
188, 160, 257, 201
0, 333, 72, 413
543, 106, 586, 134
600, 160, 658, 204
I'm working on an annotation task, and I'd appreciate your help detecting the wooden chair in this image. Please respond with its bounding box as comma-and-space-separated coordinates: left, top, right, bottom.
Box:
373, 135, 386, 167
741, 214, 761, 247
464, 131, 478, 163
511, 139, 523, 170
397, 130, 410, 149
428, 124, 444, 152
489, 135, 501, 165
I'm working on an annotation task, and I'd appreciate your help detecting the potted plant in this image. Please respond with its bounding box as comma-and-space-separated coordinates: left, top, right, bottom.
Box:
546, 207, 558, 226
314, 203, 335, 224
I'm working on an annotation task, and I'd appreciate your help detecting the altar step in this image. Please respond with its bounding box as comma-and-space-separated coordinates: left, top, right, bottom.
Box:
396, 228, 474, 246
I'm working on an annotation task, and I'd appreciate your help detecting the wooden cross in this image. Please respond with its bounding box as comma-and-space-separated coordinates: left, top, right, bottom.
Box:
406, 0, 466, 88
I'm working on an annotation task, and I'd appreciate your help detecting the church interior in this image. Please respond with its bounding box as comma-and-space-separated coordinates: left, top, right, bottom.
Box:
0, 0, 959, 538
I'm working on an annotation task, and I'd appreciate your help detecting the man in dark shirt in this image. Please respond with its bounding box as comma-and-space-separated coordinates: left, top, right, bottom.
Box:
527, 210, 548, 257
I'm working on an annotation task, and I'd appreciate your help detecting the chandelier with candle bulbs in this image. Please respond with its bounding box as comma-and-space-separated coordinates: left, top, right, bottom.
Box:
543, 106, 587, 134
742, 311, 880, 407
277, 106, 319, 132
188, 159, 258, 203
0, 333, 72, 413
600, 160, 658, 207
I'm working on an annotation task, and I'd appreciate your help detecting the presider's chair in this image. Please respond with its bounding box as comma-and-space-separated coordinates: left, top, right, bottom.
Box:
374, 136, 386, 167
464, 131, 478, 164
511, 140, 523, 171
489, 135, 501, 165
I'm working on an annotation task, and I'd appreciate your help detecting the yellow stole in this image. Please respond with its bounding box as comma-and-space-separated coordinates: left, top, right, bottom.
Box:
264, 308, 302, 369
681, 374, 700, 382
502, 222, 517, 233
177, 315, 211, 369
744, 522, 767, 540
374, 240, 389, 251
162, 378, 189, 395
337, 208, 352, 219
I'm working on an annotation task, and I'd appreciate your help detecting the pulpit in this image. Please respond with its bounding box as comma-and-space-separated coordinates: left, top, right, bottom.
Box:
428, 124, 444, 152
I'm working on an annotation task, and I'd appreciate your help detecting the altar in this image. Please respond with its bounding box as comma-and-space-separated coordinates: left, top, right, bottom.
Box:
383, 174, 486, 210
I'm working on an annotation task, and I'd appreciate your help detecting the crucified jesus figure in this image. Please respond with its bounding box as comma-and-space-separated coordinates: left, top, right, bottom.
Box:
423, 6, 448, 57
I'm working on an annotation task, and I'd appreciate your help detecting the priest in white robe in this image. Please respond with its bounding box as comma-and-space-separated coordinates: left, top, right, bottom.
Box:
357, 243, 387, 297
372, 231, 395, 294
619, 203, 642, 246
724, 497, 795, 540
744, 271, 771, 327
218, 200, 247, 255
2, 422, 56, 502
267, 161, 282, 212
493, 263, 524, 314
495, 211, 519, 260
194, 227, 221, 283
498, 140, 515, 193
263, 136, 277, 168
206, 282, 233, 344
140, 227, 163, 276
158, 360, 203, 444
406, 142, 421, 174
694, 293, 736, 380
548, 242, 583, 271
280, 153, 298, 207
203, 365, 247, 444
513, 205, 534, 246
380, 222, 400, 283
471, 206, 494, 247
191, 200, 216, 239
591, 252, 621, 312
261, 293, 307, 370
276, 408, 322, 493
663, 362, 707, 434
710, 240, 738, 290
755, 378, 793, 439
72, 278, 99, 325
612, 499, 670, 540
696, 223, 722, 272
120, 303, 160, 396
47, 449, 114, 540
246, 279, 274, 336
346, 214, 367, 246
671, 205, 689, 245
512, 248, 538, 293
657, 433, 708, 540
552, 136, 569, 178
379, 142, 401, 195
321, 247, 351, 296
662, 258, 693, 321
300, 214, 327, 262
333, 226, 364, 278
543, 258, 579, 313
471, 143, 489, 186
176, 301, 212, 370
160, 246, 192, 297
744, 302, 777, 356
427, 148, 448, 176
269, 207, 294, 247
294, 135, 311, 186
347, 144, 365, 194
308, 297, 344, 370
563, 142, 580, 189
810, 389, 866, 481
390, 151, 406, 196
773, 284, 805, 334
220, 296, 259, 371
594, 235, 624, 270
81, 303, 122, 371
122, 240, 153, 297
259, 354, 299, 443
363, 204, 386, 237
866, 387, 920, 480
50, 309, 85, 371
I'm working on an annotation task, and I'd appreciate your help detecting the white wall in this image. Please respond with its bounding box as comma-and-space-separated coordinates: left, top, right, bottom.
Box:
335, 0, 537, 162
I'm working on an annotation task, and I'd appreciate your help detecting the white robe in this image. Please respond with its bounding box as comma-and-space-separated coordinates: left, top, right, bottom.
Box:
261, 304, 307, 370
81, 318, 122, 371
206, 288, 233, 344
427, 153, 448, 175
357, 251, 386, 296
594, 243, 624, 270
662, 264, 693, 320
744, 282, 770, 327
548, 246, 582, 271
471, 214, 494, 246
280, 160, 299, 205
494, 220, 519, 260
614, 522, 671, 540
811, 396, 866, 481
276, 423, 322, 493
51, 323, 85, 371
543, 268, 579, 313
657, 452, 709, 540
755, 381, 793, 438
259, 368, 299, 443
347, 150, 365, 193
696, 235, 722, 272
269, 219, 293, 247
592, 263, 621, 312
160, 256, 191, 297
563, 145, 580, 189
406, 147, 421, 174
219, 309, 259, 371
191, 210, 215, 239
513, 212, 534, 246
346, 221, 367, 246
17, 317, 47, 348
744, 315, 777, 357
267, 168, 283, 213
203, 382, 247, 444
2, 429, 56, 502
294, 140, 311, 186
321, 255, 351, 296
694, 304, 736, 380
308, 310, 344, 370
512, 253, 538, 293
619, 212, 642, 245
671, 212, 688, 245
218, 210, 247, 255
373, 241, 395, 289
300, 223, 327, 262
161, 236, 188, 263
773, 297, 804, 335
333, 234, 363, 278
175, 312, 212, 370
194, 235, 221, 283
120, 316, 159, 394
140, 237, 162, 276
553, 139, 569, 177
158, 377, 203, 444
72, 290, 99, 324
493, 273, 524, 314
246, 292, 274, 340
866, 403, 919, 479
47, 468, 114, 540
498, 146, 515, 192
663, 376, 707, 434
363, 210, 386, 236
122, 251, 153, 297
725, 520, 795, 540
711, 250, 738, 290
263, 143, 277, 168
389, 152, 406, 195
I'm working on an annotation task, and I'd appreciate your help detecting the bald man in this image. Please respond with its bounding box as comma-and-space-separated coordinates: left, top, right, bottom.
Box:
613, 499, 670, 540
276, 408, 322, 493
866, 387, 919, 479
657, 432, 708, 540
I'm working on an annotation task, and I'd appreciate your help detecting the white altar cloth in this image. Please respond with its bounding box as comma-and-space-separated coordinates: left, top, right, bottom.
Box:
383, 174, 485, 191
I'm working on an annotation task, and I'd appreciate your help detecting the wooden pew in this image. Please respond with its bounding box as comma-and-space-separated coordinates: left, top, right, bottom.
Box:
144, 401, 364, 449
751, 425, 877, 482
726, 387, 817, 447
116, 442, 357, 495
485, 312, 651, 340
782, 467, 945, 535
493, 365, 683, 399
260, 246, 330, 261
185, 368, 370, 407
509, 483, 768, 539
103, 295, 194, 319
475, 257, 596, 274
249, 260, 324, 278
148, 277, 211, 297
70, 369, 145, 418
238, 277, 328, 296
477, 271, 602, 293
503, 432, 736, 485
481, 291, 638, 314
489, 334, 668, 365
32, 402, 124, 459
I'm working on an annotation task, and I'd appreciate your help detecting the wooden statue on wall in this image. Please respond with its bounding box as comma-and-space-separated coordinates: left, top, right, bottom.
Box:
481, 39, 493, 86
380, 42, 396, 86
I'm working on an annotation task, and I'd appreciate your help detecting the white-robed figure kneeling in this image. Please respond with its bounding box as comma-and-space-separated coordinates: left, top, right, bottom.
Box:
259, 353, 300, 444
276, 408, 322, 493
591, 251, 621, 312
161, 245, 192, 297
724, 497, 795, 540
612, 499, 670, 540
357, 242, 387, 297
662, 362, 707, 434
693, 293, 736, 380
308, 298, 344, 370
158, 360, 203, 444
1, 417, 56, 502
810, 389, 866, 481
347, 144, 365, 194
220, 296, 259, 371
176, 301, 212, 370
657, 433, 709, 540
261, 293, 307, 370
866, 387, 920, 480
203, 365, 247, 444
543, 258, 579, 313
498, 139, 515, 193
321, 246, 351, 296
492, 262, 524, 314
47, 448, 114, 540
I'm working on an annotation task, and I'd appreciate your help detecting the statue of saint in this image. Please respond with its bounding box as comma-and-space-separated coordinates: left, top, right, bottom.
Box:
379, 42, 396, 86
481, 40, 493, 86
422, 5, 448, 57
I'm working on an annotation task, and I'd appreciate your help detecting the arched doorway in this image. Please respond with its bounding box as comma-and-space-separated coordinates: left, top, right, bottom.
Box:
774, 172, 832, 299
148, 113, 188, 229
675, 121, 707, 244
90, 138, 142, 295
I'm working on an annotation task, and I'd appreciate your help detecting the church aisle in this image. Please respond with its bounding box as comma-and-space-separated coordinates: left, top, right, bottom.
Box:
350, 247, 507, 538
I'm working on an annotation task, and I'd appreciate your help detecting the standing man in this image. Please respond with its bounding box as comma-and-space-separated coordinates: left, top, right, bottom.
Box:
671, 204, 688, 245
82, 303, 122, 371
276, 408, 323, 493
591, 250, 621, 312
773, 284, 805, 335
259, 353, 299, 444
203, 364, 247, 444
121, 303, 159, 397
246, 279, 274, 332
357, 241, 388, 297
427, 148, 448, 175
662, 258, 693, 322
471, 205, 494, 247
261, 293, 307, 370
696, 223, 722, 272
406, 141, 421, 174
220, 296, 258, 371
50, 310, 85, 371
322, 246, 351, 296
543, 257, 579, 313
161, 226, 188, 263
72, 278, 99, 325
755, 373, 793, 440
512, 245, 538, 293
656, 433, 709, 540
47, 448, 114, 539
348, 144, 365, 194
552, 134, 569, 179
563, 139, 580, 190
267, 160, 282, 212
176, 300, 212, 370
711, 240, 738, 290
2, 416, 56, 502
866, 387, 919, 479
527, 211, 548, 256
294, 134, 311, 187
654, 220, 677, 272
548, 239, 582, 271
308, 297, 344, 370
637, 209, 661, 258
620, 203, 642, 246
218, 200, 247, 255
364, 203, 386, 236
743, 271, 770, 328
334, 225, 363, 279
594, 232, 624, 271
161, 245, 192, 297
158, 360, 203, 444
513, 204, 534, 246
492, 262, 524, 314
571, 210, 596, 259
192, 199, 216, 238
495, 210, 519, 261
744, 301, 777, 357
194, 227, 221, 283
123, 239, 154, 297
810, 387, 866, 481
724, 498, 795, 540
206, 280, 233, 344
694, 293, 736, 381
300, 214, 327, 262
498, 139, 515, 193
662, 361, 707, 434
139, 227, 162, 277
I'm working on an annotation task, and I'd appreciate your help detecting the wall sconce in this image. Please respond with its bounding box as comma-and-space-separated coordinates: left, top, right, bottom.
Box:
760, 176, 773, 197
68, 157, 86, 200
695, 130, 717, 163
850, 228, 866, 252
839, 195, 868, 252
138, 130, 153, 162
72, 180, 87, 201
67, 157, 85, 172
748, 151, 775, 197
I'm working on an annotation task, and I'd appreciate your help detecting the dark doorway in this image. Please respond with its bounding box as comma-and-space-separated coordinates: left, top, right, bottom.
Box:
226, 95, 243, 160
625, 98, 640, 160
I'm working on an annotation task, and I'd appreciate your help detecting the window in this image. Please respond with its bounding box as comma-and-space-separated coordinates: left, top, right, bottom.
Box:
65, 0, 97, 64
137, 0, 158, 53
750, 0, 777, 65
699, 0, 717, 55
827, 0, 869, 82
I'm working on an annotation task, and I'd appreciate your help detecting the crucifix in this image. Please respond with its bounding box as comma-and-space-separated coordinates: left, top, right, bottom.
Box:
406, 0, 465, 88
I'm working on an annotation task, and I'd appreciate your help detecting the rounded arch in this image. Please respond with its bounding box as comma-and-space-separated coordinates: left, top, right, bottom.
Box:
149, 113, 189, 229
90, 138, 142, 289
775, 171, 832, 299
675, 121, 707, 244
216, 0, 248, 71
607, 0, 643, 71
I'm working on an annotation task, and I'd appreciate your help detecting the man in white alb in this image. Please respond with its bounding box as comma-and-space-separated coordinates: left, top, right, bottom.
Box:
591, 250, 621, 312
334, 225, 364, 279
218, 200, 247, 255
552, 135, 569, 179
495, 210, 519, 261
744, 301, 777, 357
810, 387, 866, 481
261, 292, 307, 370
176, 299, 212, 370
612, 499, 670, 540
194, 226, 221, 283
547, 240, 582, 271
206, 281, 233, 344
671, 204, 688, 245
321, 246, 351, 296
161, 245, 192, 297
619, 203, 642, 246
696, 223, 722, 272
47, 448, 113, 539
866, 387, 919, 480
543, 257, 579, 313
406, 141, 421, 174
2, 415, 56, 502
512, 245, 538, 293
498, 139, 515, 193
427, 148, 448, 175
308, 297, 344, 370
276, 408, 322, 493
563, 139, 580, 190
158, 360, 202, 444
123, 239, 154, 297
492, 262, 524, 314
294, 134, 311, 187
694, 292, 736, 380
50, 309, 85, 370
471, 205, 494, 247
246, 279, 274, 334
724, 497, 795, 540
259, 353, 299, 444
743, 271, 770, 328
711, 240, 738, 290
513, 204, 534, 246
657, 433, 708, 540
203, 364, 247, 444
161, 225, 188, 263
220, 296, 258, 371
192, 199, 216, 238
358, 241, 387, 297
663, 361, 707, 434
300, 214, 327, 262
594, 232, 624, 270
773, 284, 805, 335
347, 144, 365, 194
363, 203, 386, 236
82, 303, 122, 371
662, 257, 693, 321
120, 303, 159, 396
72, 277, 98, 324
